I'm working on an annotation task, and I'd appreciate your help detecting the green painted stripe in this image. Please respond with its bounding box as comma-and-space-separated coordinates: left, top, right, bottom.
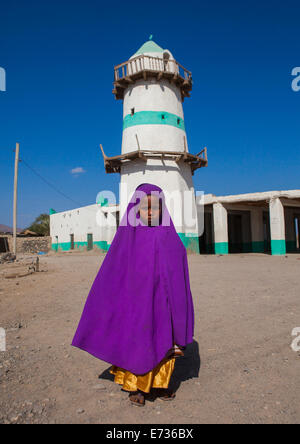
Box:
94, 241, 109, 251
271, 239, 286, 255
177, 233, 200, 254
214, 242, 228, 255
51, 241, 109, 252
51, 242, 72, 251
123, 111, 185, 131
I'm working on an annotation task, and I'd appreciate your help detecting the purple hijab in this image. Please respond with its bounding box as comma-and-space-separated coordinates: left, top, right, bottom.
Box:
71, 183, 194, 375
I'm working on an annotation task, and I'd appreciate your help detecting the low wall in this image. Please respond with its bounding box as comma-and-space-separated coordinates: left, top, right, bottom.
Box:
0, 235, 51, 254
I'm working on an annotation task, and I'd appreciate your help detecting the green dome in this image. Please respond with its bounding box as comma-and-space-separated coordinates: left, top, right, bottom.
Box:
132, 39, 164, 57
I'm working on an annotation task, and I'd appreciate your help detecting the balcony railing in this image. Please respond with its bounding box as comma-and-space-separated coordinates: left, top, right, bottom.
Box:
113, 54, 192, 100
114, 54, 191, 81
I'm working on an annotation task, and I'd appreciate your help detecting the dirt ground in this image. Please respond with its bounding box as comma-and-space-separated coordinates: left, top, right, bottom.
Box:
0, 250, 300, 424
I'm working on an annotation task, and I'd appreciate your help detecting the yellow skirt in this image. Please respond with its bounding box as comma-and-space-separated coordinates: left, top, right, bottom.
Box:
109, 357, 176, 394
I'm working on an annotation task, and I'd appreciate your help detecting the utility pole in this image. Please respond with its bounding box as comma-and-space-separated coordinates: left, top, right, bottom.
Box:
13, 142, 20, 255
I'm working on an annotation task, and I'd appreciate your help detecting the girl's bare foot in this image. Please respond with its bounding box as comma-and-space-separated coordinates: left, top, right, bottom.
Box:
129, 390, 145, 407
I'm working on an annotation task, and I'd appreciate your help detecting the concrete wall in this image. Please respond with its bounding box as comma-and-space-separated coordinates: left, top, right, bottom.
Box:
50, 204, 117, 252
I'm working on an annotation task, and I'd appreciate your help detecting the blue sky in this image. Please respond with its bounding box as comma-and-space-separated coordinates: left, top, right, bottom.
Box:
0, 0, 299, 228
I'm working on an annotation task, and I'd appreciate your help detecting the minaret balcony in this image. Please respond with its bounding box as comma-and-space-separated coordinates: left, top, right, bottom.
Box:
100, 145, 207, 175
112, 54, 193, 101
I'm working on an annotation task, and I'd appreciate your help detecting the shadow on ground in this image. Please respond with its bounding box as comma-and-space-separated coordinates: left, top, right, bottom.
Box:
169, 340, 201, 392
98, 340, 201, 395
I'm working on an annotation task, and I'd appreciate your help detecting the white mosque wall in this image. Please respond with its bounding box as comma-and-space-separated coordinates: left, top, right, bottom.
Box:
123, 79, 184, 118
50, 204, 117, 251
121, 78, 188, 155
119, 158, 199, 237
122, 125, 188, 154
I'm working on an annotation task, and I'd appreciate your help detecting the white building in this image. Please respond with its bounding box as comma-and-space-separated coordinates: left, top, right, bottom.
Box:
50, 189, 300, 255
50, 39, 300, 256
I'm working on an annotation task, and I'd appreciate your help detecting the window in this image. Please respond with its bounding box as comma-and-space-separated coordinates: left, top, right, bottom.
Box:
131, 108, 135, 116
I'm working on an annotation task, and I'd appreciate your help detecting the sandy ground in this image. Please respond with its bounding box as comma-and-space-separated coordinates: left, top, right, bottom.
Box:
0, 250, 300, 424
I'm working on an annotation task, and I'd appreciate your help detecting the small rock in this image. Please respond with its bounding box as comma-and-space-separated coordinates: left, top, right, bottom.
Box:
10, 416, 20, 423
77, 408, 85, 414
92, 384, 106, 391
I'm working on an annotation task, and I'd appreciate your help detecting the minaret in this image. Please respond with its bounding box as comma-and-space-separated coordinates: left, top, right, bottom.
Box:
101, 37, 208, 253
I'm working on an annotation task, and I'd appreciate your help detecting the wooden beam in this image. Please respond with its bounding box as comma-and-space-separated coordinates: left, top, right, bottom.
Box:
125, 76, 134, 84
100, 144, 108, 161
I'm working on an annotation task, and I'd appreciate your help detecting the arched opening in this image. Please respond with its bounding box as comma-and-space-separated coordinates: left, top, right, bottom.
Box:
163, 51, 170, 72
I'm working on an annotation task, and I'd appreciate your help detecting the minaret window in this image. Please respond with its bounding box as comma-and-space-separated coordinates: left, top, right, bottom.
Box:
131, 108, 135, 116
161, 114, 165, 120
177, 118, 180, 125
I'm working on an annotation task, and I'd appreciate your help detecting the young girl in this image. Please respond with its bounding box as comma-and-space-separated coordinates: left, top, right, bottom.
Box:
71, 183, 195, 407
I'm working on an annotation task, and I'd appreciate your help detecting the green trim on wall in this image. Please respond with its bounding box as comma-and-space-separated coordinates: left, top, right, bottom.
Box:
94, 241, 109, 251
214, 242, 228, 255
271, 239, 286, 255
177, 233, 200, 254
123, 111, 185, 131
51, 241, 109, 252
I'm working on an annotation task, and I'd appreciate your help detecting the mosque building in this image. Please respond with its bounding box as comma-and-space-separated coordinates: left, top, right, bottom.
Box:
50, 39, 300, 256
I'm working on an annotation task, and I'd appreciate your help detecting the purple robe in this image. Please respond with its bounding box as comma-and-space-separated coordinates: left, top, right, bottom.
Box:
71, 183, 194, 375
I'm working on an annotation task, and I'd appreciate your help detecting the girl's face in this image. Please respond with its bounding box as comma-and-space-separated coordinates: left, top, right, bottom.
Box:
138, 195, 161, 226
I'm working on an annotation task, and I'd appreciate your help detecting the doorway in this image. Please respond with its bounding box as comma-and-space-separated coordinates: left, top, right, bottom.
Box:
70, 234, 74, 250
87, 233, 93, 251
199, 212, 214, 254
228, 214, 243, 253
0, 237, 9, 253
263, 211, 271, 253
